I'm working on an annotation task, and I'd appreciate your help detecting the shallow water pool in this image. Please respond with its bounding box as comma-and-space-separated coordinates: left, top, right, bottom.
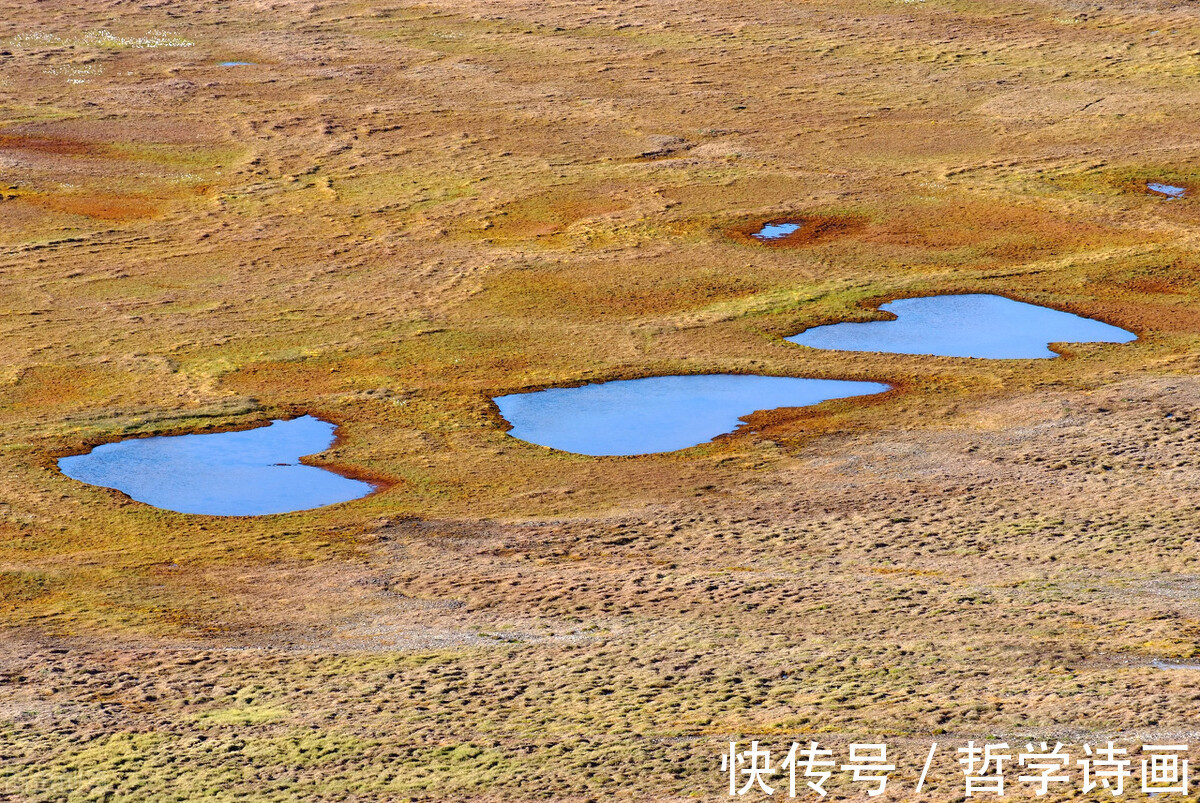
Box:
787, 293, 1136, 359
1148, 182, 1186, 198
752, 222, 801, 240
494, 374, 889, 456
58, 415, 373, 516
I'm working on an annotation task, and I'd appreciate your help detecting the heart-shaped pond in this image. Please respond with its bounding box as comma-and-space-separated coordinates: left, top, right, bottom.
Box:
494, 375, 890, 456
787, 294, 1135, 359
58, 415, 374, 516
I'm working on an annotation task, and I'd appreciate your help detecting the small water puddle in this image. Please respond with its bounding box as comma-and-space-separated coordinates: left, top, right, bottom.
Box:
1147, 182, 1186, 198
1151, 659, 1200, 670
494, 374, 889, 456
58, 415, 373, 515
787, 293, 1136, 359
218, 61, 255, 67
752, 221, 802, 240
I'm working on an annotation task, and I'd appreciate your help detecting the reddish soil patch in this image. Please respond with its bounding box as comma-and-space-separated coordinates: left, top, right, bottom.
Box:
1087, 298, 1200, 335
0, 134, 104, 157
486, 185, 632, 240
1120, 276, 1193, 296
727, 214, 867, 247
25, 193, 160, 221
733, 380, 908, 441
223, 358, 378, 397
863, 200, 1130, 254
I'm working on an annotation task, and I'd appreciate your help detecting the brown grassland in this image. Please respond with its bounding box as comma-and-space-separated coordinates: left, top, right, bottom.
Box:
3, 0, 1200, 799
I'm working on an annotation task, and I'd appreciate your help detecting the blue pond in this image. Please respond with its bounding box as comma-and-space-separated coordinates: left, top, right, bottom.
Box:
1148, 183, 1186, 198
58, 415, 373, 516
787, 294, 1136, 359
752, 222, 801, 240
494, 375, 889, 456
218, 61, 255, 66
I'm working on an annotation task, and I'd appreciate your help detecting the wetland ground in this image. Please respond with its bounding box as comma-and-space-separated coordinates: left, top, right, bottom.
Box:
4, 0, 1200, 799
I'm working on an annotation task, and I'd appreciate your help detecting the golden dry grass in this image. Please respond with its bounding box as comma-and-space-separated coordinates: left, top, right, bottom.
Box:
4, 0, 1200, 799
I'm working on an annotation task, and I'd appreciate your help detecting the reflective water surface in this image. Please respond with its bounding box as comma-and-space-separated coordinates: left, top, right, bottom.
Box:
1148, 183, 1186, 198
787, 294, 1136, 359
752, 222, 801, 240
494, 374, 890, 456
58, 415, 373, 516
1151, 659, 1200, 671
